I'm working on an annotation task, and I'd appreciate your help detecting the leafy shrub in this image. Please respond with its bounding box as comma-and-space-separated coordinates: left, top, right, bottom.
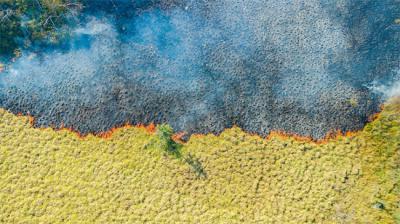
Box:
144, 124, 207, 178
155, 124, 182, 158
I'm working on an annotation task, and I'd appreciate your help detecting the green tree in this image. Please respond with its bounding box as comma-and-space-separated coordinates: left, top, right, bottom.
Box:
145, 124, 207, 178
0, 0, 82, 56
155, 124, 182, 158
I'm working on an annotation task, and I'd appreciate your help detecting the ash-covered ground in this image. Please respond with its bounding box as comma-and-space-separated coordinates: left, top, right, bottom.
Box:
0, 0, 399, 139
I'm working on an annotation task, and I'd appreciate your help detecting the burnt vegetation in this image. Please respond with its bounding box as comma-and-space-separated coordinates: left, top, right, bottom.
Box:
0, 0, 399, 140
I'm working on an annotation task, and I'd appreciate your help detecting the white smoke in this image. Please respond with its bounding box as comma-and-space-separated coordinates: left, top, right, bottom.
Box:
74, 18, 113, 35
0, 0, 398, 137
369, 69, 400, 98
374, 82, 400, 98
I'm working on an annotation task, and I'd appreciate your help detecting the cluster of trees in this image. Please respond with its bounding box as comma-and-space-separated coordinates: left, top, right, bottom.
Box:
0, 0, 82, 56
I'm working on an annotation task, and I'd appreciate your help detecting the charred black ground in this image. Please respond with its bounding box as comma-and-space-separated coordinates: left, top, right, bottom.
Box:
0, 0, 399, 139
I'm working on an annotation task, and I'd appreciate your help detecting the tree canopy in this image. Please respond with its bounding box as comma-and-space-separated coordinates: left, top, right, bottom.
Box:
0, 0, 81, 56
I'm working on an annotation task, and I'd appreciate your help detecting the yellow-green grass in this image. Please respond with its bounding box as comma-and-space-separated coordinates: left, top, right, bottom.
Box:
0, 98, 399, 223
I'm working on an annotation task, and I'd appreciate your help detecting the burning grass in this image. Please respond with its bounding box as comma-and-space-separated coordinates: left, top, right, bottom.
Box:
0, 98, 398, 223
13, 101, 384, 144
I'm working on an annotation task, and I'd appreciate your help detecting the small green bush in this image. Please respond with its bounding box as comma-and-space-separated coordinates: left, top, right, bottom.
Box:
155, 124, 182, 158
145, 124, 207, 178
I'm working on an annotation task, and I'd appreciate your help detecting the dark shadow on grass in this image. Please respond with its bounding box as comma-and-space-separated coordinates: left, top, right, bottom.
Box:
145, 124, 207, 179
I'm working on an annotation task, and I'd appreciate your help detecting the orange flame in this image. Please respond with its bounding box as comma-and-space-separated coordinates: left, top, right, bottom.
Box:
146, 123, 156, 133
172, 132, 187, 143
13, 103, 384, 143
18, 113, 157, 140
265, 105, 383, 144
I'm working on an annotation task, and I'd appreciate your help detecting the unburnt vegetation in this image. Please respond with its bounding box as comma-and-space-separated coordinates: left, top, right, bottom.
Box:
0, 98, 398, 223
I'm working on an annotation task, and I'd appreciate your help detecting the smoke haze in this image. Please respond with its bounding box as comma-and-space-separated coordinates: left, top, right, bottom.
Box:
0, 0, 399, 138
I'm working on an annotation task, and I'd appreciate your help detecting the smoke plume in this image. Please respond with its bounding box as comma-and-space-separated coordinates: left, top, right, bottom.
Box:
0, 0, 399, 139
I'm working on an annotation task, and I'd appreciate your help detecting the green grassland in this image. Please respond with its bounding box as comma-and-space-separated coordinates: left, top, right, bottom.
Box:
0, 98, 399, 223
